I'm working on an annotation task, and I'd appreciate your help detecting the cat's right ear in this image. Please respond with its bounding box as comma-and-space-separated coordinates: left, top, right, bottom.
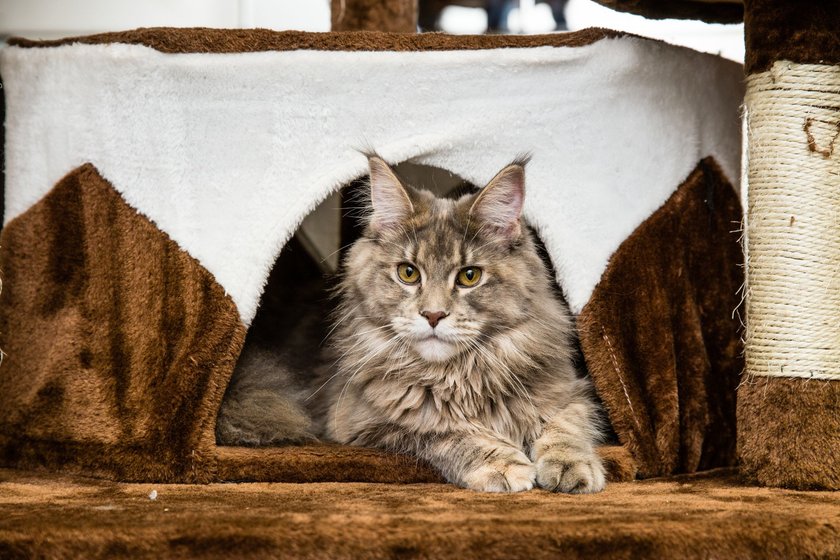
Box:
368, 156, 414, 232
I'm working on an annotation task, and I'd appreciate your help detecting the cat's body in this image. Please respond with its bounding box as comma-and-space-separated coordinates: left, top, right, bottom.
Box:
218, 156, 606, 493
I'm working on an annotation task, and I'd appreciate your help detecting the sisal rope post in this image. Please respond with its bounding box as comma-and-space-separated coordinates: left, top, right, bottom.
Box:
744, 61, 840, 382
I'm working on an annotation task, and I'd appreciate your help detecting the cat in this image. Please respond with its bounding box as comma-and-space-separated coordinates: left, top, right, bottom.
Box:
313, 155, 605, 493
218, 155, 606, 494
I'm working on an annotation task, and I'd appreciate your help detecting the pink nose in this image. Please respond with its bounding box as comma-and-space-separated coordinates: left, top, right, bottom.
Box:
421, 310, 448, 328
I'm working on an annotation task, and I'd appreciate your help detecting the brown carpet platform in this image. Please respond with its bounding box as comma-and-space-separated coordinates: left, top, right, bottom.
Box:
2, 467, 839, 559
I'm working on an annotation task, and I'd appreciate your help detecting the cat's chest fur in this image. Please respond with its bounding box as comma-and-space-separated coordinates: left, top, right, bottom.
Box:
331, 341, 547, 447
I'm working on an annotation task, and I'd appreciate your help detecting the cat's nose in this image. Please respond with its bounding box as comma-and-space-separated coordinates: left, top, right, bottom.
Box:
421, 310, 449, 328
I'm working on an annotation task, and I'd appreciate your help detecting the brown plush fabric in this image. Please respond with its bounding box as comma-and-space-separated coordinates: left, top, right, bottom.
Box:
7, 27, 626, 54
330, 0, 418, 32
217, 444, 442, 483
595, 444, 639, 482
592, 0, 742, 23
744, 0, 840, 74
0, 164, 247, 482
578, 158, 743, 478
2, 467, 839, 559
738, 376, 840, 490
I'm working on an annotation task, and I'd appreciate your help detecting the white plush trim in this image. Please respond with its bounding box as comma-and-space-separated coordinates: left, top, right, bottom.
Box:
0, 36, 743, 324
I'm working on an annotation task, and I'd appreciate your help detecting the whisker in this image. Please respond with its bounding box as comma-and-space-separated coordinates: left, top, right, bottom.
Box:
319, 240, 361, 266
321, 303, 362, 345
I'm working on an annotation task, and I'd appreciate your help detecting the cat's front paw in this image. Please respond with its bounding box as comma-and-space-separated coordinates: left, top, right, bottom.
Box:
461, 451, 536, 493
535, 453, 606, 494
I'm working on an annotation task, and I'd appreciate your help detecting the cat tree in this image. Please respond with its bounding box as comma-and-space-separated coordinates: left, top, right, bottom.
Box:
4, 0, 828, 491
1, 1, 838, 559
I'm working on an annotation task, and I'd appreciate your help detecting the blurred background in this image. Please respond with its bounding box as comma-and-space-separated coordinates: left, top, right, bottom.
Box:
0, 0, 743, 62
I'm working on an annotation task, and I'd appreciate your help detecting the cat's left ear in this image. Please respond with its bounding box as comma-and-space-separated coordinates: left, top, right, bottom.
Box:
469, 162, 526, 241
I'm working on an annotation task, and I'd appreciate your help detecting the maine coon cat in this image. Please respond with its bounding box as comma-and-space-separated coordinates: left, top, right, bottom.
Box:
218, 155, 606, 493
318, 156, 604, 493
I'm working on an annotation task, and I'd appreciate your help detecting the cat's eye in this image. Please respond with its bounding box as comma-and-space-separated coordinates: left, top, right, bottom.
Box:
397, 263, 421, 285
456, 267, 482, 287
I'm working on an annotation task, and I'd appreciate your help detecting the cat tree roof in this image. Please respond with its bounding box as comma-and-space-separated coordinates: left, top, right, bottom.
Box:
2, 28, 741, 324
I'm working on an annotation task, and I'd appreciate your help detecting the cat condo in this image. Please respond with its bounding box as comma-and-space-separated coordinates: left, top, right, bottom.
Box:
0, 16, 751, 484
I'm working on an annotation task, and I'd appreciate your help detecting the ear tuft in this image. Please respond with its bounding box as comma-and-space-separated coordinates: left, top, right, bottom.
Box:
469, 162, 525, 240
368, 156, 413, 232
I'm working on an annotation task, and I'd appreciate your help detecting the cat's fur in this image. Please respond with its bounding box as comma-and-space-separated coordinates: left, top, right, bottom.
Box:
219, 156, 606, 494
216, 237, 327, 446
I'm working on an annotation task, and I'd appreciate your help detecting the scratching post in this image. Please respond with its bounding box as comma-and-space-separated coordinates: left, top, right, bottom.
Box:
744, 66, 840, 379
330, 0, 417, 32
738, 0, 840, 490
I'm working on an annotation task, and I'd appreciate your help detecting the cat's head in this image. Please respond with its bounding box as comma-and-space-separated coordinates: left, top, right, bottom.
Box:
341, 155, 556, 363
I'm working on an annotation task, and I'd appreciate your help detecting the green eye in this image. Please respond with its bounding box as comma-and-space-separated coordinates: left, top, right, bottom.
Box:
397, 263, 421, 284
456, 267, 482, 287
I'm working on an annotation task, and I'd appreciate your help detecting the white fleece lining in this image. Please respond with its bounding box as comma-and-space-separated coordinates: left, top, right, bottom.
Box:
0, 36, 743, 324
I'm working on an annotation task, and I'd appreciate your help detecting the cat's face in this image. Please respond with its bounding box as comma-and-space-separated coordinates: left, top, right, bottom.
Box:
342, 156, 550, 363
